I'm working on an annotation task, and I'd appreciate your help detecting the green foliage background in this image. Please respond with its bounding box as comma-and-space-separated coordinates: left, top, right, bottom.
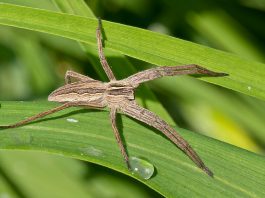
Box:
0, 0, 265, 197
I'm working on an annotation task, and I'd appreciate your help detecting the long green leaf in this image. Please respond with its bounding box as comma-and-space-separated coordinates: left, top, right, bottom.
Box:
0, 102, 265, 197
0, 3, 264, 100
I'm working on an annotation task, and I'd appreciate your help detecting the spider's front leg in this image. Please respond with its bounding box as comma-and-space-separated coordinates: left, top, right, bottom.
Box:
64, 70, 99, 84
110, 108, 131, 170
120, 102, 213, 177
124, 64, 227, 87
96, 18, 116, 81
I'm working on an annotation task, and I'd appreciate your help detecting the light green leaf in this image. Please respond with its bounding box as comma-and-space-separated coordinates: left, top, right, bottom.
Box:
0, 3, 264, 100
0, 101, 265, 197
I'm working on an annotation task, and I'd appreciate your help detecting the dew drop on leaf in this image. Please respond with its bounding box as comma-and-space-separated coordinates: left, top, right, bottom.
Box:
66, 118, 78, 123
247, 86, 252, 91
129, 156, 154, 180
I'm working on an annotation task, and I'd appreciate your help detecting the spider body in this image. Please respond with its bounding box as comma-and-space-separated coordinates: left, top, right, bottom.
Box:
48, 79, 135, 109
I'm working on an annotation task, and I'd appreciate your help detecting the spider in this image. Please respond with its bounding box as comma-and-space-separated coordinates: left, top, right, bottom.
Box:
1, 18, 227, 177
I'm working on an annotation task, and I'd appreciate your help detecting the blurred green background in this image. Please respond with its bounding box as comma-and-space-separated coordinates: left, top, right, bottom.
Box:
0, 0, 265, 197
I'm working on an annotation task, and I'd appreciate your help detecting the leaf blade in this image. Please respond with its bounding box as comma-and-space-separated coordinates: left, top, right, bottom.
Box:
0, 101, 265, 197
0, 3, 264, 100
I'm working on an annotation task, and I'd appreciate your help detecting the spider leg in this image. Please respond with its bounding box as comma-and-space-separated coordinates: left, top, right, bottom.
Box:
120, 102, 213, 177
0, 101, 106, 129
124, 64, 227, 87
0, 102, 73, 129
65, 70, 99, 84
96, 18, 116, 81
110, 108, 131, 170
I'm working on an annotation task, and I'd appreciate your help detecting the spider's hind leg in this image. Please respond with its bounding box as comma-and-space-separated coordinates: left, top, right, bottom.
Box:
121, 102, 213, 177
0, 102, 73, 129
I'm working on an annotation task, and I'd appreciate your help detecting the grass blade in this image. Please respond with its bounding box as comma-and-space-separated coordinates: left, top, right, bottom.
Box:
0, 3, 264, 100
0, 101, 265, 197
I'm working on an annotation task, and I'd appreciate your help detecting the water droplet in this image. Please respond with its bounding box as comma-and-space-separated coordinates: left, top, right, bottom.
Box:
247, 86, 252, 91
66, 118, 78, 123
129, 156, 154, 180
